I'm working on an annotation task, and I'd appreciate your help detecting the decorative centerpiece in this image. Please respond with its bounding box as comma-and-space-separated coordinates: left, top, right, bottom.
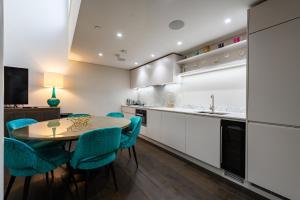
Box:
67, 116, 91, 131
44, 72, 64, 107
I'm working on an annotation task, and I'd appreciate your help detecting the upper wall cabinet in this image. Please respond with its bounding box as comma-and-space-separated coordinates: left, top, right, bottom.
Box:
248, 18, 300, 126
248, 0, 300, 34
130, 54, 183, 88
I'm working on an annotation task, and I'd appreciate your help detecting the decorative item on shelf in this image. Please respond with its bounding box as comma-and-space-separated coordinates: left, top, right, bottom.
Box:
232, 36, 241, 43
217, 42, 224, 48
44, 72, 64, 107
200, 45, 210, 53
190, 50, 201, 57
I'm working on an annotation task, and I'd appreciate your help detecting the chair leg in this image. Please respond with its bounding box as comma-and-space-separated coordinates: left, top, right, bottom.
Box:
85, 171, 90, 200
51, 170, 54, 181
69, 167, 78, 193
4, 175, 16, 200
132, 145, 139, 168
45, 173, 49, 185
110, 163, 118, 191
23, 176, 31, 200
128, 148, 131, 158
68, 141, 73, 151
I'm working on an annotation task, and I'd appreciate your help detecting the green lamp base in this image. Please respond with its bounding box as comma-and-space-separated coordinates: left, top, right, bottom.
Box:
47, 87, 60, 107
47, 98, 60, 107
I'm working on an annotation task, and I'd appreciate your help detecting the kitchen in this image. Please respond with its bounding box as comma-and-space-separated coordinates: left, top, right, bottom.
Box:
2, 0, 300, 200
120, 1, 300, 200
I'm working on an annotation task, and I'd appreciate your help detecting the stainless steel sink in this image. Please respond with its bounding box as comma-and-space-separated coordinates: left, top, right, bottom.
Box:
197, 111, 228, 115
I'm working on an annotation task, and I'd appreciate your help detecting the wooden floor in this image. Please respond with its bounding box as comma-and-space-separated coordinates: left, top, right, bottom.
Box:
4, 139, 267, 200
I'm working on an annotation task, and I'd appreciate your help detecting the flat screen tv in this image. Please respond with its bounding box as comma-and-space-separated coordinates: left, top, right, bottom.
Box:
4, 66, 29, 105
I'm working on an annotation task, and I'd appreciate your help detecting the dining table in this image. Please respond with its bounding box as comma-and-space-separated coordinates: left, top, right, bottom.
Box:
11, 116, 131, 141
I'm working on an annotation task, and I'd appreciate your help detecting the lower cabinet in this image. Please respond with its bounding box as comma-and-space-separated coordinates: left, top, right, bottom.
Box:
143, 109, 222, 168
186, 116, 221, 168
146, 110, 162, 141
161, 112, 187, 153
248, 122, 300, 200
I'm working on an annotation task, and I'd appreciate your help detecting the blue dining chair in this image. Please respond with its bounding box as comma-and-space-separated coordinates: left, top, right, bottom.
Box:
106, 112, 124, 118
68, 113, 91, 118
70, 127, 122, 198
120, 116, 142, 168
6, 118, 65, 150
4, 137, 70, 200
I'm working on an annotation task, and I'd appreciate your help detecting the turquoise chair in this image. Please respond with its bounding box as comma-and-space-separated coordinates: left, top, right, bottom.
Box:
4, 137, 70, 200
6, 118, 64, 150
68, 113, 91, 118
70, 127, 122, 197
106, 112, 124, 118
120, 116, 142, 168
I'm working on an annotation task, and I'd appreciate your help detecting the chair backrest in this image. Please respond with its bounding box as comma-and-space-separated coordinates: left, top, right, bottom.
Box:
6, 118, 38, 137
129, 116, 142, 138
127, 116, 142, 142
4, 137, 54, 176
68, 113, 91, 118
122, 116, 142, 148
70, 127, 122, 169
106, 112, 124, 118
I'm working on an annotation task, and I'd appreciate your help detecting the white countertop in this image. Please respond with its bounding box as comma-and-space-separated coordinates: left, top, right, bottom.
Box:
122, 105, 246, 121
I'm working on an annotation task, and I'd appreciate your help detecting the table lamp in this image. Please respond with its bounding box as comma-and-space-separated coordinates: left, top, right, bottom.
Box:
44, 72, 64, 107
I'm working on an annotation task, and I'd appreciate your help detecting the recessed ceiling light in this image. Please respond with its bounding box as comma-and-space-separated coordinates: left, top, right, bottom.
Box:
177, 41, 183, 46
116, 32, 123, 38
134, 62, 138, 65
98, 53, 103, 56
224, 18, 232, 24
151, 54, 155, 58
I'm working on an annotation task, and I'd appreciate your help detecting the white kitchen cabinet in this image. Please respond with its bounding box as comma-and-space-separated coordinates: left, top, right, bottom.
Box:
186, 115, 221, 168
150, 54, 181, 85
248, 18, 300, 127
248, 122, 300, 200
121, 106, 135, 119
160, 111, 186, 153
146, 110, 162, 141
130, 54, 183, 88
130, 66, 150, 88
248, 0, 300, 34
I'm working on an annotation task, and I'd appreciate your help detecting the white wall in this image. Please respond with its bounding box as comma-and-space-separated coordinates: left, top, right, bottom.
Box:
64, 61, 132, 115
68, 0, 81, 52
4, 0, 69, 107
137, 66, 246, 113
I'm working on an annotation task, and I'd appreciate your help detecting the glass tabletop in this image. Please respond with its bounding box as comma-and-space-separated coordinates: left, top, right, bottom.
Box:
12, 116, 131, 141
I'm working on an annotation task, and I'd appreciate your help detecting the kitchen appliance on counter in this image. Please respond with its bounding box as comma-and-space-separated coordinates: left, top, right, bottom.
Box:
126, 98, 145, 106
221, 119, 246, 179
135, 109, 147, 127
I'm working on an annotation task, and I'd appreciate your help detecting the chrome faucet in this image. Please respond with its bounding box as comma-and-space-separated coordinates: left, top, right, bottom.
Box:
209, 94, 215, 113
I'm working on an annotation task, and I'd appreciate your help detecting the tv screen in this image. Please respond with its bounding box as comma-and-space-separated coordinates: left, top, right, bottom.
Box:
4, 66, 29, 105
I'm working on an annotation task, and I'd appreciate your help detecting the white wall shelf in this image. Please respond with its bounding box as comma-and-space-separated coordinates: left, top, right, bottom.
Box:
179, 59, 246, 77
177, 40, 247, 65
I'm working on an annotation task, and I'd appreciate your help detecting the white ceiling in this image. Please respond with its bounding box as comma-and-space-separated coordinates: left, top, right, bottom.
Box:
70, 0, 257, 69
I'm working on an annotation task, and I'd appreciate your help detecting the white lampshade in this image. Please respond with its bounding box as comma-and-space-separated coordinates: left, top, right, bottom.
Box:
44, 72, 64, 88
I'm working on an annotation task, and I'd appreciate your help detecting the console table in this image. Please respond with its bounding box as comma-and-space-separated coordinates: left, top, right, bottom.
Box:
4, 107, 60, 136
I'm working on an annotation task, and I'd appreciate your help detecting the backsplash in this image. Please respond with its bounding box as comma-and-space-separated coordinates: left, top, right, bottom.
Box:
134, 66, 246, 113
